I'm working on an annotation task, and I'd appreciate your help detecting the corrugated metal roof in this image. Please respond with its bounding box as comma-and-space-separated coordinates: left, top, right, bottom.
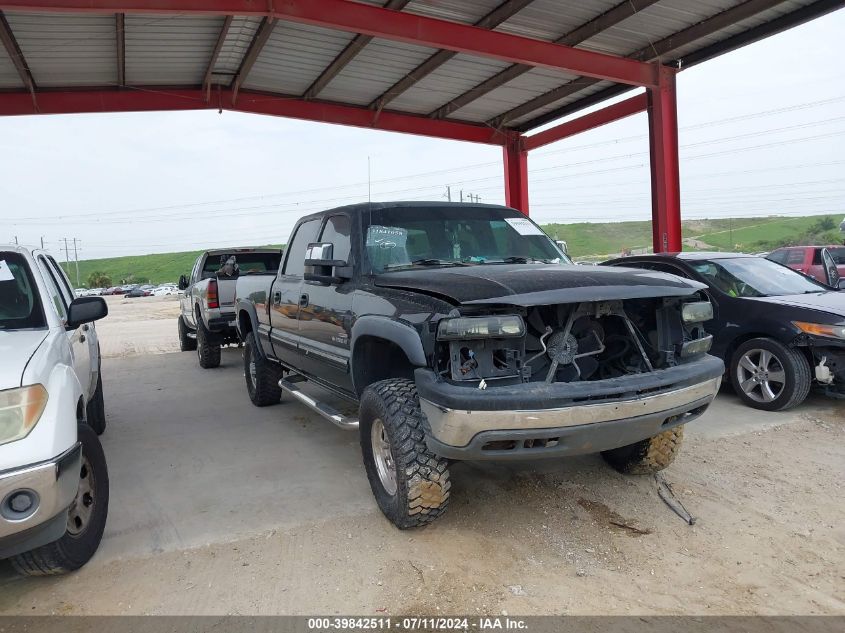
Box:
0, 48, 22, 89
456, 67, 581, 123
125, 14, 222, 86
0, 0, 836, 131
211, 16, 261, 82
243, 21, 356, 95
5, 12, 116, 87
319, 38, 440, 106
388, 53, 513, 114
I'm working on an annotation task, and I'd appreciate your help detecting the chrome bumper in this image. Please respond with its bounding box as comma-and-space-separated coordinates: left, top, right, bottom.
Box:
0, 443, 81, 541
420, 377, 721, 448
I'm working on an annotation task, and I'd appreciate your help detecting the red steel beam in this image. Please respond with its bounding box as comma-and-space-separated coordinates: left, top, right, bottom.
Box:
523, 93, 647, 152
0, 88, 515, 146
503, 137, 529, 215
647, 67, 682, 253
1, 1, 659, 87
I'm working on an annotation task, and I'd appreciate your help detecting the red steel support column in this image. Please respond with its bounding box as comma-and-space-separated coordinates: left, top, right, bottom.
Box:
647, 65, 682, 253
504, 136, 529, 215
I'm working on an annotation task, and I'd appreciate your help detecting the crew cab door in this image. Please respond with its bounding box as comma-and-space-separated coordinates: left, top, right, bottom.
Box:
297, 214, 354, 391
35, 255, 96, 397
269, 218, 321, 365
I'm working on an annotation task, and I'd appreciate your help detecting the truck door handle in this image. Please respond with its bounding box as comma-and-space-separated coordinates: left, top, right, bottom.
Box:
82, 324, 89, 332
273, 291, 281, 304
299, 294, 309, 307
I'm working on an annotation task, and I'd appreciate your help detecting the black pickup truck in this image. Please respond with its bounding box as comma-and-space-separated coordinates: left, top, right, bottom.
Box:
235, 202, 723, 528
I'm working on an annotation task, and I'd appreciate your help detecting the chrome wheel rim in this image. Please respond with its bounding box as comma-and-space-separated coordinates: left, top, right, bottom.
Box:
371, 418, 398, 496
736, 348, 786, 403
67, 456, 95, 536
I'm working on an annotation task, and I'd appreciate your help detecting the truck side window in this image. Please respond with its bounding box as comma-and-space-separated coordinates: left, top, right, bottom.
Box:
319, 215, 351, 263
282, 219, 321, 277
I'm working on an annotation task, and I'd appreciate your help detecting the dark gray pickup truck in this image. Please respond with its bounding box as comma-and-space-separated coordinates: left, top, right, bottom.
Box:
235, 202, 723, 529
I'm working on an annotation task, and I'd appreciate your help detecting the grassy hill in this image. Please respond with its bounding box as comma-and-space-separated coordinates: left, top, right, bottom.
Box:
66, 214, 843, 286
62, 245, 283, 287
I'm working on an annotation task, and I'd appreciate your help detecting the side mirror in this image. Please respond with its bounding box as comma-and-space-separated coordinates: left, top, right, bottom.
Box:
178, 274, 188, 290
67, 297, 108, 329
304, 243, 349, 284
838, 279, 845, 291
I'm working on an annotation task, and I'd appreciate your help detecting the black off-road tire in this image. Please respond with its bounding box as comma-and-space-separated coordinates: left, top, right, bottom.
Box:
729, 337, 811, 411
10, 423, 110, 576
244, 331, 283, 407
196, 319, 221, 369
359, 379, 451, 529
178, 315, 197, 351
85, 365, 107, 436
601, 426, 685, 475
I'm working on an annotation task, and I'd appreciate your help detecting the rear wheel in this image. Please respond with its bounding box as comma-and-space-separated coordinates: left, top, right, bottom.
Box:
601, 426, 684, 475
196, 319, 221, 369
730, 337, 810, 411
359, 379, 451, 529
10, 423, 110, 576
178, 315, 197, 351
243, 331, 283, 406
85, 365, 107, 436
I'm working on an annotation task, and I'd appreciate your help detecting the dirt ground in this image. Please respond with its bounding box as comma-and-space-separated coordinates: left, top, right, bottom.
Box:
0, 297, 843, 615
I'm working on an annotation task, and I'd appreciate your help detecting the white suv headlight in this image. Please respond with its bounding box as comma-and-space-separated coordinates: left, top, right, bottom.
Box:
0, 384, 48, 446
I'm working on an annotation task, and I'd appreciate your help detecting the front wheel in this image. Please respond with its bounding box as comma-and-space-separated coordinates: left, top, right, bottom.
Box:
178, 315, 197, 351
359, 379, 451, 529
196, 319, 221, 369
601, 426, 684, 475
729, 337, 811, 411
243, 332, 283, 407
10, 423, 110, 576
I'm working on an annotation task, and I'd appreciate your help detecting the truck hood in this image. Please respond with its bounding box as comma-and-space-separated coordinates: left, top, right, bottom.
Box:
744, 291, 845, 318
374, 264, 704, 306
0, 330, 48, 390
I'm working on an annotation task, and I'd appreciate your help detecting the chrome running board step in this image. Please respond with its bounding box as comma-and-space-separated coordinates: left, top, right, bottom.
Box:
278, 378, 359, 430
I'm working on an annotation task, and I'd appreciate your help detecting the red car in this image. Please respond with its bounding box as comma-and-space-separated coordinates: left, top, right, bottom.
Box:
766, 245, 845, 286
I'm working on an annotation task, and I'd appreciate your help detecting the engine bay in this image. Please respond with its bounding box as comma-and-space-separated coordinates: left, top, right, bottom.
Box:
436, 298, 702, 386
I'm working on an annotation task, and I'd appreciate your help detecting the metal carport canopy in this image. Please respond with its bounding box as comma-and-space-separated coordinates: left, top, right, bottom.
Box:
0, 0, 840, 252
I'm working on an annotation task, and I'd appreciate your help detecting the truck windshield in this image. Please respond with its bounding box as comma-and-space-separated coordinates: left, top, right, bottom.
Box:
363, 206, 569, 273
0, 252, 47, 330
690, 257, 829, 297
202, 252, 282, 279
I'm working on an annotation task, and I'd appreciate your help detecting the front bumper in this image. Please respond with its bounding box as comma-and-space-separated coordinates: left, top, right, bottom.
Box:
0, 443, 81, 558
415, 354, 724, 461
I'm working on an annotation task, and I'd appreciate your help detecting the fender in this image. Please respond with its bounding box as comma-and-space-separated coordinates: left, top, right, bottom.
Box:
236, 299, 274, 359
350, 316, 427, 368
235, 299, 260, 339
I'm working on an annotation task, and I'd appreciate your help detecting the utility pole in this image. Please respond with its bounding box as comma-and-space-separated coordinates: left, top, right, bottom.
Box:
40, 236, 44, 249
62, 238, 71, 277
72, 238, 80, 287
13, 236, 18, 245
459, 190, 464, 203
445, 186, 451, 202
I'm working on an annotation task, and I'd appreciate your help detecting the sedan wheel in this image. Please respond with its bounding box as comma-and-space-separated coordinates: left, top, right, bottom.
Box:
729, 337, 811, 411
736, 348, 786, 403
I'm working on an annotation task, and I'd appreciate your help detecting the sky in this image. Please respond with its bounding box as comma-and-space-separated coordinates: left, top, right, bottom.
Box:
1, 8, 844, 262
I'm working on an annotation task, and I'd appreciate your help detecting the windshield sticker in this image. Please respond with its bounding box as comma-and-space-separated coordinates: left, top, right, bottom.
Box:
504, 217, 544, 236
0, 260, 14, 281
367, 225, 408, 250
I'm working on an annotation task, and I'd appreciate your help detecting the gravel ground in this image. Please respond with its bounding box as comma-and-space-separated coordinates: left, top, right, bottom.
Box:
0, 298, 842, 616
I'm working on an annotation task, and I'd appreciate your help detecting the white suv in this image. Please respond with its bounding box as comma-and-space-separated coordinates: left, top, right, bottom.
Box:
0, 245, 110, 575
